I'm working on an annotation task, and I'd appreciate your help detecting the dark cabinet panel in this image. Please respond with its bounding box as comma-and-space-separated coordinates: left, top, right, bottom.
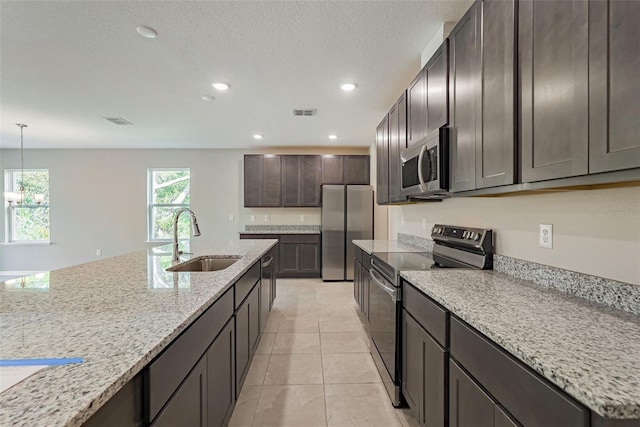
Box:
279, 241, 320, 277
152, 357, 207, 427
407, 68, 427, 147
249, 283, 261, 355
235, 283, 260, 396
495, 405, 520, 427
282, 156, 322, 207
476, 0, 516, 189
449, 359, 495, 427
376, 116, 390, 204
260, 248, 277, 331
279, 243, 299, 275
83, 377, 142, 427
402, 310, 447, 427
344, 155, 370, 184
449, 3, 481, 192
426, 41, 449, 134
244, 155, 282, 207
298, 243, 321, 273
388, 93, 407, 203
520, 0, 589, 182
322, 155, 344, 184
207, 320, 235, 427
589, 0, 640, 173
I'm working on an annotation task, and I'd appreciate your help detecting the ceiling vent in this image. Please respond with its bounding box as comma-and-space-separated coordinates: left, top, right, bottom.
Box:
292, 109, 316, 117
104, 117, 133, 125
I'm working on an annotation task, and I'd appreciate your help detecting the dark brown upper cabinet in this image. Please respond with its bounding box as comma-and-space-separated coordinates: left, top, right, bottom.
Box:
450, 0, 516, 192
388, 92, 408, 203
243, 155, 282, 207
407, 68, 427, 148
344, 155, 370, 184
426, 40, 449, 135
321, 155, 344, 184
282, 155, 322, 207
520, 0, 589, 182
589, 0, 640, 173
376, 115, 390, 205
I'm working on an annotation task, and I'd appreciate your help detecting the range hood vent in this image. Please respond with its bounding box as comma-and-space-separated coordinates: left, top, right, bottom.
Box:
104, 117, 133, 125
292, 109, 316, 117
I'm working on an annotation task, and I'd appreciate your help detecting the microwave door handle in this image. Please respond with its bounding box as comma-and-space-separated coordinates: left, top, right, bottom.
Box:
417, 144, 428, 191
369, 269, 399, 302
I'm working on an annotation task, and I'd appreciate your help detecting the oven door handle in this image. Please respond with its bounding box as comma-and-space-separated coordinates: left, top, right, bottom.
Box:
417, 143, 428, 192
369, 269, 399, 302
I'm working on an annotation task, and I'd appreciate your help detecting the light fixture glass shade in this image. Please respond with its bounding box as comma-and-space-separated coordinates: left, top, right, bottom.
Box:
34, 194, 45, 204
4, 192, 17, 203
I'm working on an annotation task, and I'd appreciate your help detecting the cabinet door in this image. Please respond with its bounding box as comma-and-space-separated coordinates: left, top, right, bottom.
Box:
589, 0, 640, 173
495, 405, 520, 427
449, 2, 481, 192
322, 155, 344, 184
388, 94, 407, 203
262, 155, 282, 206
244, 155, 263, 207
299, 243, 320, 274
282, 155, 302, 206
354, 259, 361, 304
235, 297, 250, 396
426, 41, 449, 134
207, 320, 235, 427
477, 0, 516, 189
449, 360, 494, 427
279, 243, 299, 275
407, 68, 427, 147
301, 155, 322, 205
84, 377, 142, 427
248, 283, 261, 355
402, 311, 447, 427
152, 357, 207, 427
344, 155, 370, 185
376, 116, 390, 204
362, 264, 370, 321
520, 0, 589, 182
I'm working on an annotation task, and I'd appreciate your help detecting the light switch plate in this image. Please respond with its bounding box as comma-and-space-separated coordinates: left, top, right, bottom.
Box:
539, 224, 553, 249
96, 249, 102, 256
300, 215, 305, 222
250, 215, 255, 222
228, 214, 234, 222
265, 215, 270, 222
422, 218, 427, 230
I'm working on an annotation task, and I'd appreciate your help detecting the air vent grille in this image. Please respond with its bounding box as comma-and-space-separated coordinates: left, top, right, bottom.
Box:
104, 117, 133, 125
292, 109, 316, 117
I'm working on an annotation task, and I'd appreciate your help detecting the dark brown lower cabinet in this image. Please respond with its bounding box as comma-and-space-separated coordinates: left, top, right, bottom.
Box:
152, 357, 207, 427
207, 319, 235, 427
279, 235, 321, 278
402, 310, 447, 427
235, 282, 261, 396
449, 360, 495, 427
83, 376, 142, 427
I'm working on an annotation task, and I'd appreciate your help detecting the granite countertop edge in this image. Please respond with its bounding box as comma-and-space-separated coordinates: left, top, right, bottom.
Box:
239, 230, 321, 235
352, 239, 426, 254
400, 269, 640, 420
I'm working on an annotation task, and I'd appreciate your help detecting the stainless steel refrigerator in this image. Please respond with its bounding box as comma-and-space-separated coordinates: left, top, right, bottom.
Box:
321, 185, 374, 281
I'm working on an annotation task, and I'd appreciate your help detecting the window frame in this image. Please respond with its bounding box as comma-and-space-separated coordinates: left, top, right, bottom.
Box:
4, 169, 50, 243
147, 168, 191, 242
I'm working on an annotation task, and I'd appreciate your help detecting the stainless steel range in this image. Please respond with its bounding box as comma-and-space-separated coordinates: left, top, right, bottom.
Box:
368, 224, 494, 406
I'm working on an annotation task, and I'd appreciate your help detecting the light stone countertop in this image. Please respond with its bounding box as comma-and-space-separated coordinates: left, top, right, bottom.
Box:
353, 239, 426, 255
401, 269, 640, 420
0, 238, 276, 427
239, 229, 321, 234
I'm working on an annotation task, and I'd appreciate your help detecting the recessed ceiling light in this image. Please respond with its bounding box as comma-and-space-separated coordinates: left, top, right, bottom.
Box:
340, 83, 356, 91
212, 82, 229, 91
136, 25, 158, 39
253, 134, 263, 140
201, 95, 214, 101
328, 134, 338, 140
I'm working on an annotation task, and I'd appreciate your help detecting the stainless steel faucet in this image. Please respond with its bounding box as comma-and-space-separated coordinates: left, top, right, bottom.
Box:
172, 208, 202, 262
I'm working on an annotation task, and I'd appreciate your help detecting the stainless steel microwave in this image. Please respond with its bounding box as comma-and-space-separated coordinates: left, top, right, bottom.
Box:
400, 127, 449, 198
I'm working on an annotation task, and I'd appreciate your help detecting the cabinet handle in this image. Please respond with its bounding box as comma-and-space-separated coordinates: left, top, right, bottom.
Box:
262, 255, 274, 268
370, 269, 399, 302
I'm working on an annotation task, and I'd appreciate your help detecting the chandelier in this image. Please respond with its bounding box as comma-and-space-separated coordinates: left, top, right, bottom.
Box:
4, 124, 45, 206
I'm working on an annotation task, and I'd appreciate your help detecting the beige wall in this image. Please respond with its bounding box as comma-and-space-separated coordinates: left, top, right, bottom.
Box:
0, 147, 367, 272
388, 184, 640, 285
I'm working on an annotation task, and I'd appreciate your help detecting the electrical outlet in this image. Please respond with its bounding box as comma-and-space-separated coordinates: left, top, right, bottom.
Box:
265, 215, 270, 222
422, 218, 427, 230
539, 224, 553, 249
300, 215, 305, 222
400, 217, 405, 227
96, 249, 102, 256
250, 215, 255, 222
228, 214, 234, 222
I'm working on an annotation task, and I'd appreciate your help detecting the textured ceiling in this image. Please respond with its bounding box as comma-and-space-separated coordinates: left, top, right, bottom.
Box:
0, 0, 472, 149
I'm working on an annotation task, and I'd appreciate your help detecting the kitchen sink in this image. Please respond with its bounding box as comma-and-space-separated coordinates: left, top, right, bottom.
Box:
166, 256, 241, 272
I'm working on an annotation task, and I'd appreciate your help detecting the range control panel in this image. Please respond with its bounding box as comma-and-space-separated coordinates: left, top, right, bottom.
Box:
431, 224, 494, 253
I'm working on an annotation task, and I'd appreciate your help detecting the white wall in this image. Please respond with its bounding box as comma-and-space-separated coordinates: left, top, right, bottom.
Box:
0, 147, 366, 272
420, 22, 456, 67
389, 185, 640, 285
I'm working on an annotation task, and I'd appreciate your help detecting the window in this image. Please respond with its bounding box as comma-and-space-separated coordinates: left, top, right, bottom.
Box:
147, 168, 191, 241
4, 169, 50, 242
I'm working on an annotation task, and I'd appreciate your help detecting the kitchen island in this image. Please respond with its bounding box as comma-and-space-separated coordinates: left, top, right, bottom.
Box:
0, 238, 276, 427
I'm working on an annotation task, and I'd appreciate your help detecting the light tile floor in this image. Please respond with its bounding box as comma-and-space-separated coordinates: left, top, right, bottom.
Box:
229, 278, 419, 427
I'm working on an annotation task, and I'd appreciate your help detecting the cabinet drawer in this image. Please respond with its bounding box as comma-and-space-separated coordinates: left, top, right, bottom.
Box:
280, 234, 321, 244
450, 317, 588, 427
402, 282, 448, 346
239, 234, 280, 240
235, 261, 261, 308
147, 287, 233, 422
